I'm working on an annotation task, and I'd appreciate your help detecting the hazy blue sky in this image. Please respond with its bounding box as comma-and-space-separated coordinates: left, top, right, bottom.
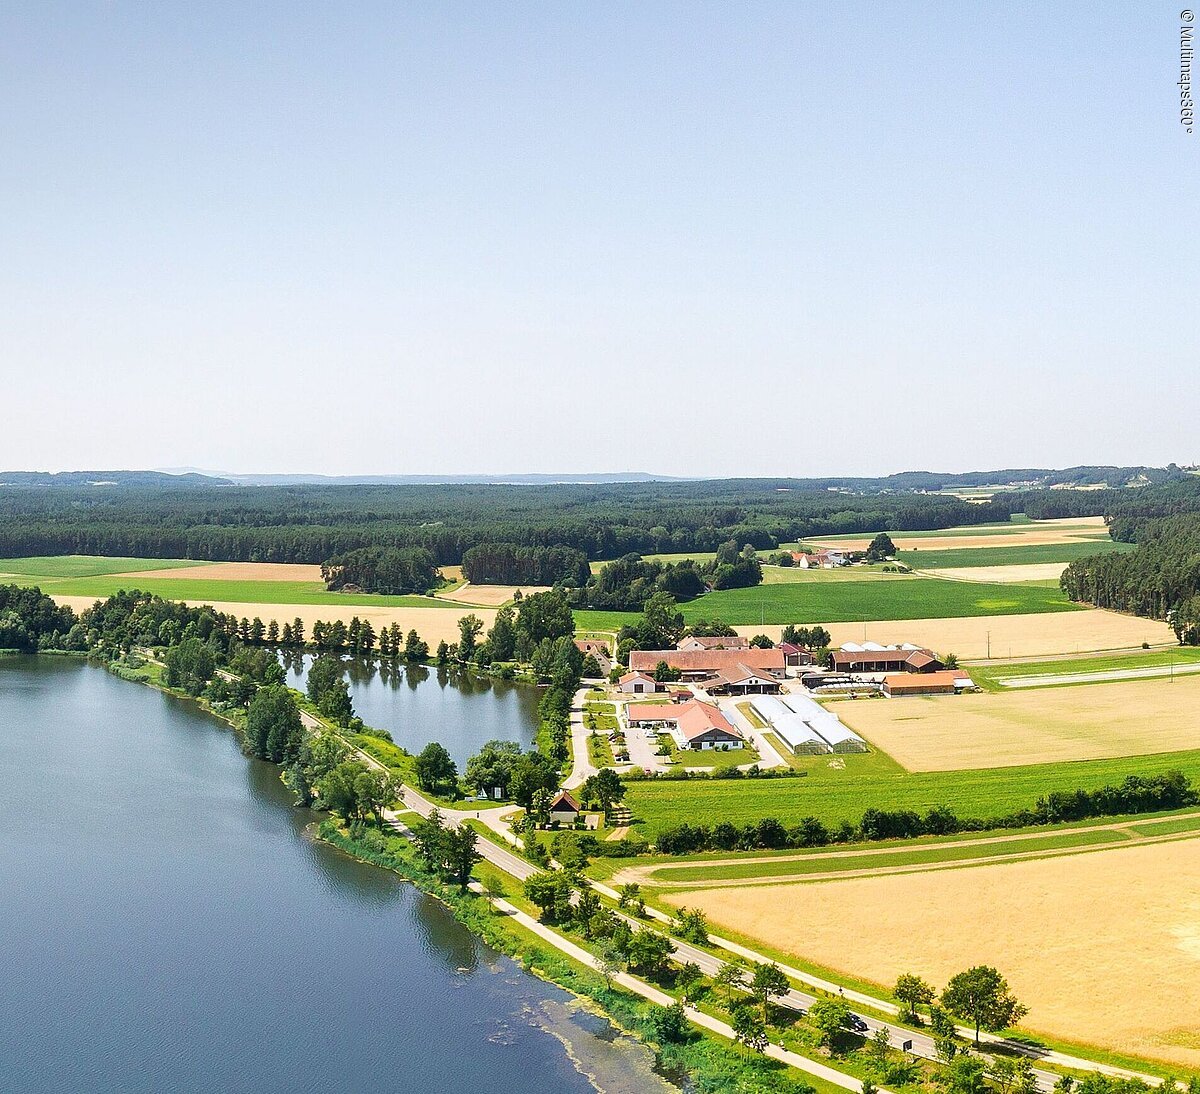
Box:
2, 2, 1196, 477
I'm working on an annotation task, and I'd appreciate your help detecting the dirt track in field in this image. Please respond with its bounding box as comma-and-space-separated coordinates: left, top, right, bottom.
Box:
436, 582, 550, 606
671, 837, 1200, 1070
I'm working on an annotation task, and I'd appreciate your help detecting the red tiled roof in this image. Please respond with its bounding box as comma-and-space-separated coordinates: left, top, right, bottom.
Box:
549, 790, 580, 812
677, 635, 749, 649
628, 648, 785, 673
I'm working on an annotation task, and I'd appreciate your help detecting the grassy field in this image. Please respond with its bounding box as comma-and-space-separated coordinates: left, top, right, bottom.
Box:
0, 554, 205, 578
623, 747, 1200, 836
836, 674, 1200, 772
902, 540, 1132, 569
674, 838, 1200, 1070
13, 573, 456, 609
576, 577, 1081, 631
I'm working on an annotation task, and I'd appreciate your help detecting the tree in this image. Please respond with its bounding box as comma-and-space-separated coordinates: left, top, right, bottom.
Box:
524, 871, 573, 924
674, 907, 710, 946
748, 633, 774, 648
318, 760, 366, 822
651, 1001, 690, 1044
354, 768, 394, 826
625, 928, 675, 978
404, 629, 429, 662
507, 751, 559, 808
442, 823, 480, 891
941, 966, 1028, 1047
244, 685, 304, 764
676, 961, 703, 1002
414, 741, 458, 795
458, 614, 484, 661
865, 532, 896, 562
715, 960, 746, 1009
465, 739, 522, 799
749, 961, 790, 1024
938, 1054, 987, 1094
163, 636, 215, 695
808, 997, 852, 1049
306, 655, 342, 703
410, 809, 446, 872
581, 653, 602, 678
597, 943, 622, 989
318, 678, 355, 726
652, 659, 681, 683
731, 1006, 768, 1054
894, 972, 936, 1020
989, 1055, 1037, 1094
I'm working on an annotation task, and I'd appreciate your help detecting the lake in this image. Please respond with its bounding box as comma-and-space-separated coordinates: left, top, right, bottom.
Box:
0, 657, 672, 1093
281, 653, 542, 766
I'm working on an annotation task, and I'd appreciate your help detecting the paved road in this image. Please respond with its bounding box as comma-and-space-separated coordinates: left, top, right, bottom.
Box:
998, 661, 1200, 688
562, 686, 599, 790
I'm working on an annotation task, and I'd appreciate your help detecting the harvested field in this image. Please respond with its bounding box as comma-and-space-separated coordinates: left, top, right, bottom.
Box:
436, 582, 550, 606
810, 516, 1108, 552
919, 563, 1067, 583
118, 562, 323, 582
732, 609, 1174, 659
672, 838, 1200, 1070
51, 595, 495, 648
837, 674, 1200, 772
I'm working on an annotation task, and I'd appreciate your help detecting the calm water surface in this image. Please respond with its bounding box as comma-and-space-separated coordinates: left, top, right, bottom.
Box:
282, 653, 542, 766
0, 657, 670, 1094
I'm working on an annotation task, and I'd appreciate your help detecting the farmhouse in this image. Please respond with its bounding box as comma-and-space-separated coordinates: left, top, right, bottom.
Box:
628, 648, 786, 688
882, 670, 975, 697
751, 694, 868, 755
676, 634, 750, 651
779, 642, 816, 668
548, 790, 580, 826
831, 643, 944, 675
628, 699, 744, 751
791, 549, 849, 568
617, 670, 658, 694
574, 638, 612, 676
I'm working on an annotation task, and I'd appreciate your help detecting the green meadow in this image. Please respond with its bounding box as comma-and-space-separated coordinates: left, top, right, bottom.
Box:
902, 540, 1132, 569
0, 555, 203, 579
622, 748, 1200, 836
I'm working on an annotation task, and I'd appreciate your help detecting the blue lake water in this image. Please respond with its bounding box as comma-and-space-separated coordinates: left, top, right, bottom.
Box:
0, 657, 670, 1093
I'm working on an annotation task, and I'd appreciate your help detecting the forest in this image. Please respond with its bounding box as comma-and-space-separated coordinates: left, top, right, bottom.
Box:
1061, 478, 1200, 643
460, 543, 591, 586
0, 474, 1122, 566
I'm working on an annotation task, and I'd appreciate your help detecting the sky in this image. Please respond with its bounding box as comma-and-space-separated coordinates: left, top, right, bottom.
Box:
2, 2, 1197, 478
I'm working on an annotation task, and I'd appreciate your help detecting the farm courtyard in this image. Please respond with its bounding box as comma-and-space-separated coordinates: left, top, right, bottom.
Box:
669, 837, 1200, 1070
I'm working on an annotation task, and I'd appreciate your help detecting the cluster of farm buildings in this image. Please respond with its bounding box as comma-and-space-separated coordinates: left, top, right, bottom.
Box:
600, 634, 975, 761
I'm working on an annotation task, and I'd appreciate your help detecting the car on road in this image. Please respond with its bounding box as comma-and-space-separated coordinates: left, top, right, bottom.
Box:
847, 1016, 868, 1034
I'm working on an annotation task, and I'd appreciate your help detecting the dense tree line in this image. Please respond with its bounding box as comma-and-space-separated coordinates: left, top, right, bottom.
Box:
0, 585, 81, 650
653, 772, 1198, 853
0, 478, 1078, 566
1061, 479, 1200, 642
321, 545, 441, 594
461, 543, 591, 586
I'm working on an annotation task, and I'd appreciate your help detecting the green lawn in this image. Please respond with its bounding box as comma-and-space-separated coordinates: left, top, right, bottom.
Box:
902, 540, 1132, 569
623, 749, 1200, 836
0, 554, 206, 578
9, 573, 456, 609
577, 577, 1081, 631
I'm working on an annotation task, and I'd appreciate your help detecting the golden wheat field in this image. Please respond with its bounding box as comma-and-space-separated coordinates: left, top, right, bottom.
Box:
835, 674, 1200, 772
671, 838, 1200, 1070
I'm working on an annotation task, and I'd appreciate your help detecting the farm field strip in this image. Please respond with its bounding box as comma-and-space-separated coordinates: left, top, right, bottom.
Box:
622, 747, 1200, 835
618, 820, 1200, 889
670, 838, 1200, 1070
898, 540, 1131, 569
996, 661, 1200, 688
0, 554, 209, 578
836, 674, 1200, 772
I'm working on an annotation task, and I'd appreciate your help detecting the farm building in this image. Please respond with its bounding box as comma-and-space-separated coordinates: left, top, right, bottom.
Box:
779, 642, 816, 668
617, 670, 658, 694
676, 634, 750, 651
574, 639, 613, 676
751, 694, 868, 754
707, 663, 782, 695
548, 790, 580, 826
626, 700, 744, 751
628, 648, 785, 685
831, 643, 944, 675
883, 671, 975, 697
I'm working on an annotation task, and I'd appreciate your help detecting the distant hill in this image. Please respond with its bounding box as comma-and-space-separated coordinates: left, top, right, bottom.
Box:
0, 470, 231, 487
216, 472, 681, 486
